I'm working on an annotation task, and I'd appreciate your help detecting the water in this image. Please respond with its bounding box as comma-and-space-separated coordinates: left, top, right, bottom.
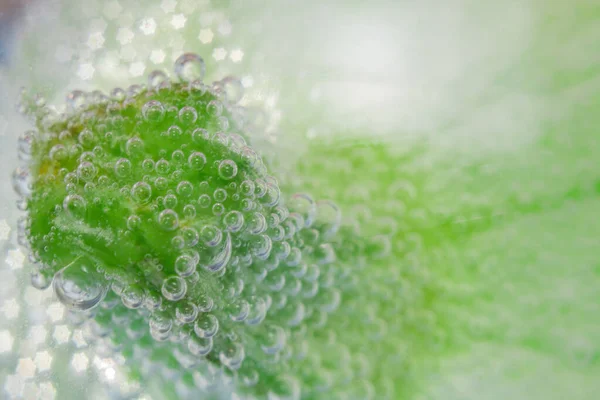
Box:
1, 1, 600, 400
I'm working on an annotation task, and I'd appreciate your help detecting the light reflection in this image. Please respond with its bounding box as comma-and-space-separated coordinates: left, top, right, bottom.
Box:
139, 18, 157, 35
199, 28, 214, 44
34, 351, 53, 372
171, 14, 186, 29
212, 48, 227, 61
71, 352, 89, 373
0, 330, 14, 353
105, 367, 116, 380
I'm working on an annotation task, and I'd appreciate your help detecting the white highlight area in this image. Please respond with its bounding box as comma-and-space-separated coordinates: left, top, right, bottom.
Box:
323, 19, 398, 79
295, 1, 539, 152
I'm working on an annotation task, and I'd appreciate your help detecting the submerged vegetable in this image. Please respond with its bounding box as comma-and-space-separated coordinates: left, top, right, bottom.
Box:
14, 53, 396, 399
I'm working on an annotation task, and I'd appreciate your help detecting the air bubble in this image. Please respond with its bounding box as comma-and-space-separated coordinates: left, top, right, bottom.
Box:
150, 313, 173, 335
229, 299, 250, 322
286, 303, 306, 327
169, 126, 183, 140
239, 369, 259, 387
241, 199, 254, 211
131, 182, 152, 204
315, 243, 336, 265
49, 144, 67, 161
262, 184, 281, 207
213, 188, 227, 203
288, 193, 316, 228
286, 247, 302, 267
142, 159, 155, 172
155, 177, 168, 191
282, 220, 296, 240
219, 340, 245, 371
240, 180, 255, 197
194, 314, 219, 338
270, 292, 287, 311
202, 232, 232, 272
162, 276, 187, 301
179, 106, 198, 125
246, 212, 267, 234
218, 160, 238, 180
18, 130, 35, 159
121, 286, 145, 309
224, 211, 244, 232
316, 200, 342, 237
127, 215, 141, 230
127, 84, 144, 97
31, 271, 52, 290
156, 159, 170, 175
269, 225, 285, 242
126, 137, 144, 157
181, 227, 199, 248
370, 235, 392, 258
274, 241, 291, 260
172, 236, 185, 249
63, 194, 87, 218
175, 253, 197, 277
206, 100, 223, 116
142, 100, 165, 122
148, 70, 169, 90
192, 128, 209, 143
76, 162, 96, 182
183, 204, 197, 218
177, 181, 194, 198
246, 297, 267, 325
176, 301, 199, 323
188, 336, 213, 356
78, 151, 94, 164
210, 131, 227, 146
218, 116, 230, 131
158, 209, 179, 231
251, 234, 272, 259
64, 172, 78, 185
198, 194, 211, 208
255, 180, 267, 198
220, 76, 244, 104
97, 175, 110, 187
110, 88, 126, 101
144, 291, 162, 311
268, 376, 300, 400
200, 225, 222, 247
260, 324, 286, 355
187, 152, 206, 171
320, 289, 341, 313
303, 281, 319, 299
162, 195, 176, 210
12, 167, 32, 197
53, 264, 107, 311
78, 129, 95, 148
212, 203, 225, 216
288, 214, 304, 234
174, 53, 206, 82
66, 90, 87, 111
115, 158, 132, 178
150, 314, 172, 341
274, 206, 289, 222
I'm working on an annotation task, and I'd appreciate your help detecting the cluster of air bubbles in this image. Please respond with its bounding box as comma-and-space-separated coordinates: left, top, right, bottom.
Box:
11, 52, 399, 399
